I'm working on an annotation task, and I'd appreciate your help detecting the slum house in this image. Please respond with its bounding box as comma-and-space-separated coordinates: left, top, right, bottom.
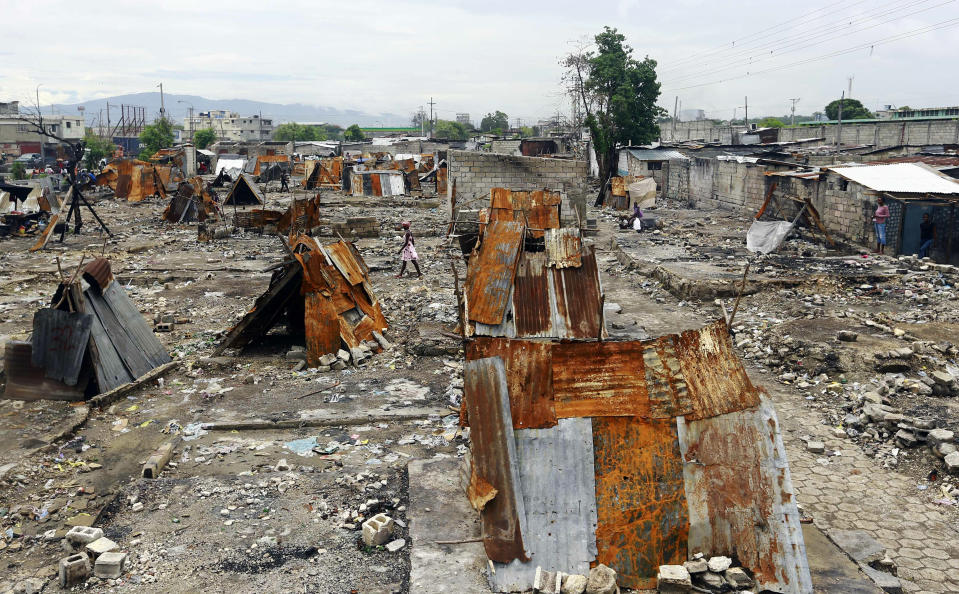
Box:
350, 169, 406, 197
96, 159, 169, 202
448, 151, 588, 228
2, 258, 171, 401
244, 154, 291, 177
617, 147, 690, 195
459, 215, 809, 591
224, 173, 266, 206
214, 236, 388, 367
303, 156, 345, 190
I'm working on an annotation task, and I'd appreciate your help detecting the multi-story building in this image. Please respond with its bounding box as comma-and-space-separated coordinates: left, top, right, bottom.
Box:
0, 100, 85, 157
875, 105, 959, 120
184, 110, 274, 142
456, 113, 471, 127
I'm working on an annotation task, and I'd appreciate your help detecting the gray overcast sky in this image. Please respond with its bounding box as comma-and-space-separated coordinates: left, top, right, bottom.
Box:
2, 0, 958, 123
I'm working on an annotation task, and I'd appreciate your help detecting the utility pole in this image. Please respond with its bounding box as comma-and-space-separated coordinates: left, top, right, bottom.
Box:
847, 76, 854, 99
672, 96, 678, 138
744, 96, 748, 129
36, 85, 44, 171
836, 90, 845, 153
427, 97, 436, 138
419, 106, 424, 136
158, 83, 166, 121
790, 98, 801, 127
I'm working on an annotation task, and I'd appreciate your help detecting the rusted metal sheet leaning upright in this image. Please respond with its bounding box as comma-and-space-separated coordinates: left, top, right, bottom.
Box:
458, 191, 812, 593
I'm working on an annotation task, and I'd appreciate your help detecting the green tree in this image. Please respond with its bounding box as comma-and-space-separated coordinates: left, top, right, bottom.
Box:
193, 127, 217, 150
316, 124, 344, 140
344, 124, 365, 141
758, 117, 785, 128
564, 26, 664, 204
274, 122, 318, 142
139, 118, 175, 159
825, 98, 872, 120
480, 111, 509, 134
434, 119, 468, 140
11, 161, 26, 180
83, 131, 116, 170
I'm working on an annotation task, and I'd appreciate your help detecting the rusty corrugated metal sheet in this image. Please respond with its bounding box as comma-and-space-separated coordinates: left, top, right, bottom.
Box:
549, 246, 605, 340
326, 240, 366, 286
489, 417, 597, 593
465, 221, 525, 326
551, 341, 649, 418
511, 252, 552, 338
677, 397, 812, 593
225, 173, 266, 205
467, 337, 556, 430
593, 416, 689, 590
304, 292, 339, 367
464, 357, 529, 563
487, 189, 561, 237
82, 258, 113, 293
544, 228, 582, 269
436, 166, 447, 194
611, 176, 627, 197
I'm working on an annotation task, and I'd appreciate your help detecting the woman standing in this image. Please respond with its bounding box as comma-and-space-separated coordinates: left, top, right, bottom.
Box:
873, 197, 890, 254
396, 221, 422, 278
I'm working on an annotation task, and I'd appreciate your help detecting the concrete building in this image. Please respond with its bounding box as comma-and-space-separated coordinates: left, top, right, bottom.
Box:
679, 108, 706, 121
456, 113, 471, 127
185, 110, 273, 142
875, 105, 959, 120
0, 101, 85, 157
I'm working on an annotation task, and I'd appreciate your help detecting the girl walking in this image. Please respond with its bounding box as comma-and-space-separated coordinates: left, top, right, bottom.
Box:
396, 221, 422, 278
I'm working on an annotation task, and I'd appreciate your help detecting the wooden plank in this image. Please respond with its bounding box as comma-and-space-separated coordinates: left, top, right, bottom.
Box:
88, 361, 178, 408
83, 296, 135, 392
214, 265, 303, 354
30, 213, 60, 252
31, 308, 92, 386
84, 288, 156, 379
101, 282, 172, 368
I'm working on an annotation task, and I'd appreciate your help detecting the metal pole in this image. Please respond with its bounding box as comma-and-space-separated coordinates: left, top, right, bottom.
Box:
158, 83, 166, 121
836, 91, 845, 153
36, 85, 44, 173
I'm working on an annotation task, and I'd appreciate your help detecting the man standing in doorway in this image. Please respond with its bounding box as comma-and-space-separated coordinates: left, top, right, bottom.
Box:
919, 213, 936, 259
873, 197, 890, 254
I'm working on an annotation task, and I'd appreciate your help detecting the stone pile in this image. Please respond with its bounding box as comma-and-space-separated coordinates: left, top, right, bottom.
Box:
656, 555, 755, 592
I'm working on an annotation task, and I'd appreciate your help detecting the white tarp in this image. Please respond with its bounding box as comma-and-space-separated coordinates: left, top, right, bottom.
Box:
627, 177, 657, 210
215, 158, 247, 176
746, 220, 794, 254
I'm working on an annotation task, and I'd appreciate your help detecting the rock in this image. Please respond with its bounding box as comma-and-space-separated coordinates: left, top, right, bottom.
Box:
336, 349, 351, 362
934, 442, 957, 459
331, 360, 347, 371
894, 430, 919, 448
724, 567, 753, 589
361, 513, 394, 546
586, 563, 617, 594
683, 559, 708, 574
829, 529, 886, 564
862, 391, 883, 405
318, 353, 337, 366
837, 330, 858, 342
94, 551, 128, 578
928, 429, 954, 444
807, 441, 825, 454
384, 538, 406, 552
859, 563, 903, 593
695, 571, 725, 589
931, 370, 954, 385
657, 564, 691, 592
706, 556, 732, 573
945, 451, 959, 473
533, 567, 559, 593
561, 574, 588, 594
85, 536, 118, 557
372, 331, 392, 350
275, 459, 291, 472
286, 346, 307, 361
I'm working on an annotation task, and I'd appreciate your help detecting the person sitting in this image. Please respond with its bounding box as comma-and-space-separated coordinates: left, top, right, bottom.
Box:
919, 213, 936, 259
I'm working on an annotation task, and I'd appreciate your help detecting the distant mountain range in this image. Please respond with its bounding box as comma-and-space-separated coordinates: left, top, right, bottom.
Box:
45, 92, 407, 128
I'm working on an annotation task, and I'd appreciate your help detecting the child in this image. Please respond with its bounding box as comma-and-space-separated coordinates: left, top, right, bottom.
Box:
396, 221, 422, 278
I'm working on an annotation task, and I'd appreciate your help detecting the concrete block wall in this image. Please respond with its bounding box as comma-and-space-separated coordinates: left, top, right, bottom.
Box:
489, 140, 522, 155
332, 216, 379, 238
661, 119, 959, 147
448, 150, 588, 227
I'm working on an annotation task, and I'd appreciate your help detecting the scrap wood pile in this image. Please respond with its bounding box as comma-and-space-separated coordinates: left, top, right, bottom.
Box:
214, 235, 388, 367
162, 177, 220, 223
2, 258, 172, 402
96, 159, 172, 202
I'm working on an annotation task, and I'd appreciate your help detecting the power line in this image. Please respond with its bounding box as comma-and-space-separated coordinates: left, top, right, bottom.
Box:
662, 15, 959, 92
661, 0, 953, 85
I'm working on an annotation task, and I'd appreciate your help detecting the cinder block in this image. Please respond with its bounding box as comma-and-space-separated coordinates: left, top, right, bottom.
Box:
94, 551, 129, 578
59, 552, 91, 587
362, 513, 394, 546
85, 536, 118, 557
66, 526, 104, 546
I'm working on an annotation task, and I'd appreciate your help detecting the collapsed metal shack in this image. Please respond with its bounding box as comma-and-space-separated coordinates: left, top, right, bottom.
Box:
215, 236, 388, 366
462, 322, 811, 593
2, 258, 172, 402
350, 169, 406, 197
224, 173, 266, 206
303, 157, 345, 190
96, 159, 170, 202
162, 177, 220, 223
459, 210, 810, 593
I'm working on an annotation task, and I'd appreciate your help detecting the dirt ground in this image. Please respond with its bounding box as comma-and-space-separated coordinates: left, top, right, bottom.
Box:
2, 181, 959, 593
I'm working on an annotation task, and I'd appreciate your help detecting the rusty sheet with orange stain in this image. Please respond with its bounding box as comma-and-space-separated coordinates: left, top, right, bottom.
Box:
592, 416, 689, 590
467, 337, 556, 430
488, 189, 561, 237
253, 155, 289, 175
548, 246, 605, 340
464, 356, 530, 563
326, 240, 367, 286
465, 220, 525, 326
544, 228, 582, 269
551, 341, 649, 418
436, 166, 448, 194
677, 397, 812, 593
304, 292, 340, 366
611, 176, 627, 197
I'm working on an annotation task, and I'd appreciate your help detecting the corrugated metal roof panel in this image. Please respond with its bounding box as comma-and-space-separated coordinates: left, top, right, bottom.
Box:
463, 357, 529, 563
467, 337, 557, 430
593, 416, 689, 590
829, 162, 959, 194
549, 246, 604, 340
544, 228, 582, 269
628, 148, 689, 161
677, 397, 812, 593
552, 340, 650, 418
489, 417, 597, 593
326, 240, 366, 286
465, 221, 525, 326
511, 253, 553, 338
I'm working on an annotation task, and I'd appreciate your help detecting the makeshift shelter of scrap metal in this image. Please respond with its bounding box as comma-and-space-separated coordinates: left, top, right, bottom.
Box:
224, 173, 266, 206
458, 201, 811, 593
96, 158, 175, 202
214, 235, 388, 366
2, 258, 172, 402
162, 177, 220, 223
